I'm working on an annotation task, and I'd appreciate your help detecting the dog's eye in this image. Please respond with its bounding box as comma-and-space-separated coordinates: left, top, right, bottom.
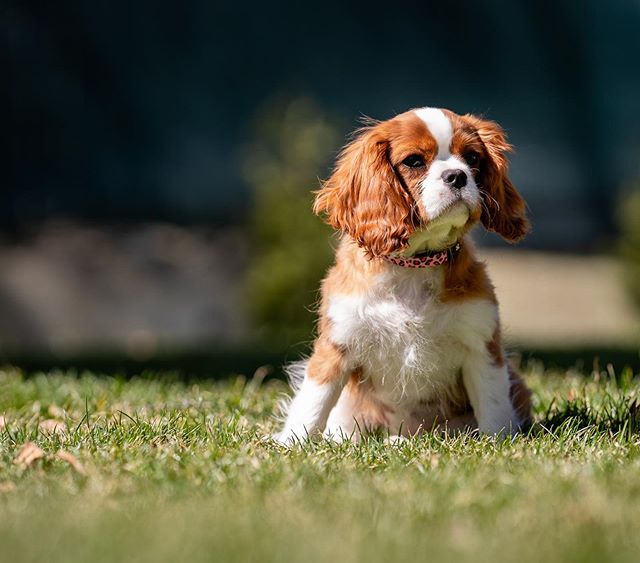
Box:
463, 152, 479, 167
402, 154, 425, 168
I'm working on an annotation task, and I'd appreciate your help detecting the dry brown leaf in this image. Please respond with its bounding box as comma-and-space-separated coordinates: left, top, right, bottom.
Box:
48, 405, 65, 418
56, 450, 86, 475
14, 442, 45, 467
39, 419, 68, 434
0, 415, 6, 430
0, 481, 17, 493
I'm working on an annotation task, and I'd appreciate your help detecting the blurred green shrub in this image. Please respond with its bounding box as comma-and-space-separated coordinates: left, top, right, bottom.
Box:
243, 98, 340, 346
618, 187, 640, 309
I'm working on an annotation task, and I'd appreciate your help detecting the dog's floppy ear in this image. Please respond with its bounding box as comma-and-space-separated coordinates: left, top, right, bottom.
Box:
313, 126, 414, 257
463, 115, 529, 242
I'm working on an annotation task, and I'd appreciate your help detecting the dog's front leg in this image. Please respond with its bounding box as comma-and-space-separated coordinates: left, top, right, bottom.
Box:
275, 339, 348, 445
462, 348, 521, 436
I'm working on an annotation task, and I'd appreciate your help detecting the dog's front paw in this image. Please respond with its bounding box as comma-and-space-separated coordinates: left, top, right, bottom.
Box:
271, 429, 304, 446
384, 434, 409, 445
323, 427, 358, 443
479, 411, 523, 437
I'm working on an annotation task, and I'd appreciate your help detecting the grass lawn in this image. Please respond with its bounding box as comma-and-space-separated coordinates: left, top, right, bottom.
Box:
1, 365, 640, 563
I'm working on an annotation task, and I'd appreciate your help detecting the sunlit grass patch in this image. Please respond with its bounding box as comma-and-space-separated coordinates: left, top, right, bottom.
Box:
1, 366, 640, 563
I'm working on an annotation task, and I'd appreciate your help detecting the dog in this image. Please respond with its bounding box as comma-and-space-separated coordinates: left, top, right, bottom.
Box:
276, 107, 532, 444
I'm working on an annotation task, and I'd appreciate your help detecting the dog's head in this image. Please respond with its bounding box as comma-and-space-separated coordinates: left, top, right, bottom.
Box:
314, 107, 529, 257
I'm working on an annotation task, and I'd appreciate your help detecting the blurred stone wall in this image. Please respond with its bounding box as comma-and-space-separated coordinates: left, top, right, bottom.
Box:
0, 223, 246, 358
0, 223, 637, 359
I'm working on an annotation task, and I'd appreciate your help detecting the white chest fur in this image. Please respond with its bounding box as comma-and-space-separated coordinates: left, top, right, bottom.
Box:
327, 268, 498, 406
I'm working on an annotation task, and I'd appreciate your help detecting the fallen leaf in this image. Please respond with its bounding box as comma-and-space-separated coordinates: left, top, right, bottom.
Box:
48, 405, 65, 418
0, 415, 5, 429
39, 419, 68, 434
56, 450, 86, 475
14, 442, 45, 467
0, 481, 17, 493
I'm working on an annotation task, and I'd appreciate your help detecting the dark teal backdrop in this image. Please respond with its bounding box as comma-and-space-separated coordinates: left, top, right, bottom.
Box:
4, 0, 640, 248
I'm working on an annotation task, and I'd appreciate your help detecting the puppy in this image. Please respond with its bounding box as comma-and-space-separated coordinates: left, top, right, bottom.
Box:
276, 107, 532, 444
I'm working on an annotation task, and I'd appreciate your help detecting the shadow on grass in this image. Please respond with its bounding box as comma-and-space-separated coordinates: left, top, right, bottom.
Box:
0, 343, 638, 380
521, 346, 640, 374
537, 390, 640, 434
0, 345, 301, 381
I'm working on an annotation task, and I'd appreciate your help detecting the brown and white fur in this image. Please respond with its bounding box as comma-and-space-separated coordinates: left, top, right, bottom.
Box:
275, 107, 532, 444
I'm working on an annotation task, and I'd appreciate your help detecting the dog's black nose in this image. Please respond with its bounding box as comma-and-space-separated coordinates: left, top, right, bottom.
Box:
441, 169, 467, 189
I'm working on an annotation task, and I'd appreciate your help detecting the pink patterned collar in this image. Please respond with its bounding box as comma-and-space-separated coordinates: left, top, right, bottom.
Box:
382, 242, 461, 269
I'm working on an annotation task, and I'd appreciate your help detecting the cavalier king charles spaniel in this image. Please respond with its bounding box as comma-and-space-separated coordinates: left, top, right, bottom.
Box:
276, 107, 532, 444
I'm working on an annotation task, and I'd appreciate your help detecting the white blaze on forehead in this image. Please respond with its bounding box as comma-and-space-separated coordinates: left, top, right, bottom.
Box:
414, 107, 453, 159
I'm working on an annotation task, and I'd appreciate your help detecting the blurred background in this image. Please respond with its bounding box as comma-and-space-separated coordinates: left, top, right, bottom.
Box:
2, 0, 640, 375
